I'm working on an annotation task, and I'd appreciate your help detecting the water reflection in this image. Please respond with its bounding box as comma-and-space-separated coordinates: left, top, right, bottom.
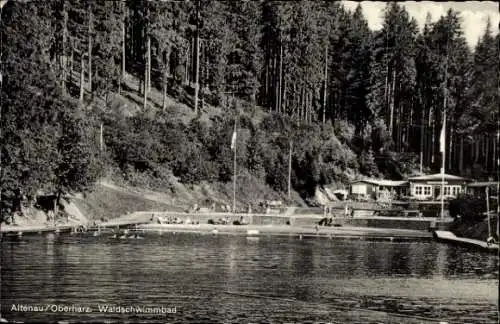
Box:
389, 244, 411, 275
1, 233, 498, 323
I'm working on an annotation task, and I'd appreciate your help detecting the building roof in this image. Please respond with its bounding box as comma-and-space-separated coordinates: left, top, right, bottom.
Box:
350, 179, 379, 185
467, 181, 499, 188
350, 179, 408, 187
407, 173, 470, 182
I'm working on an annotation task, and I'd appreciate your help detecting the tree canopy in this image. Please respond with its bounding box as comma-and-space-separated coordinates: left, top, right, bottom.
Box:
1, 1, 498, 210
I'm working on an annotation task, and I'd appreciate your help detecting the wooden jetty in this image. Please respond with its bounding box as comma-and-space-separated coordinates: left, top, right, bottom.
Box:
0, 220, 149, 237
0, 224, 75, 238
434, 230, 499, 253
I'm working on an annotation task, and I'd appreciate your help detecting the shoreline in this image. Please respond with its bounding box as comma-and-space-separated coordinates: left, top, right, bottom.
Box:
0, 211, 450, 241
0, 222, 433, 240
134, 223, 434, 240
0, 210, 454, 243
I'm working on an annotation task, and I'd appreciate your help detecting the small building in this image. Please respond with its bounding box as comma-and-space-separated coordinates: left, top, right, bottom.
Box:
350, 179, 378, 201
407, 173, 471, 201
466, 181, 499, 199
350, 179, 408, 201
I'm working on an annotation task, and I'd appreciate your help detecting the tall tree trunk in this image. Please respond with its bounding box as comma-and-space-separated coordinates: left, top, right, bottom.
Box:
185, 41, 190, 85
384, 65, 389, 117
278, 39, 283, 113
143, 36, 149, 110
292, 82, 296, 118
448, 123, 453, 171
305, 89, 308, 123
406, 99, 413, 153
475, 137, 479, 162
459, 135, 464, 173
70, 46, 73, 79
304, 88, 307, 122
88, 6, 92, 94
122, 0, 126, 76
485, 135, 489, 171
283, 77, 287, 114
306, 88, 311, 123
275, 42, 280, 113
203, 40, 208, 108
493, 133, 497, 173
147, 36, 151, 93
265, 55, 269, 108
194, 0, 200, 114
162, 79, 167, 111
79, 55, 84, 102
323, 42, 328, 124
389, 69, 396, 136
384, 33, 389, 118
163, 47, 171, 112
268, 50, 273, 111
299, 87, 303, 120
61, 1, 68, 95
190, 37, 195, 87
309, 91, 313, 123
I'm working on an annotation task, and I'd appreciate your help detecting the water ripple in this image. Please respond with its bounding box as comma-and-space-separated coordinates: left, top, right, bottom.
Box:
1, 233, 498, 323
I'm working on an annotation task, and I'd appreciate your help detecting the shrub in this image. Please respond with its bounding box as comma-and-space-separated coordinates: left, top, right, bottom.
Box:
449, 195, 487, 223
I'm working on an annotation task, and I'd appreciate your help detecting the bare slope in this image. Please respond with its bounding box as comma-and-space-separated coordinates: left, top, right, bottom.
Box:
70, 175, 306, 222
70, 72, 332, 221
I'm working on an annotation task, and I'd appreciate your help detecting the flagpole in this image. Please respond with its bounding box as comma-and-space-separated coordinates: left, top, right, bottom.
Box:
100, 123, 103, 186
441, 109, 446, 220
441, 38, 449, 221
486, 186, 491, 239
233, 112, 237, 214
288, 140, 292, 199
497, 119, 499, 239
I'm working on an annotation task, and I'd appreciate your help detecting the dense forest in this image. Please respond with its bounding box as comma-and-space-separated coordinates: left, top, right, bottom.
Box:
0, 1, 499, 211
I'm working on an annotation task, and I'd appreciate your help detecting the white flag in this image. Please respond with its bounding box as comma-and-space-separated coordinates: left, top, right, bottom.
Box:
231, 131, 237, 151
439, 116, 446, 153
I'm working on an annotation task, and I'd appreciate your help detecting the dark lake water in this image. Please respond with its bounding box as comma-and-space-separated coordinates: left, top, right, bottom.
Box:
1, 232, 498, 323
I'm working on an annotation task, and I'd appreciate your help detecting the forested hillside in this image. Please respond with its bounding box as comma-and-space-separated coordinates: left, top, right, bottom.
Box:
1, 1, 498, 211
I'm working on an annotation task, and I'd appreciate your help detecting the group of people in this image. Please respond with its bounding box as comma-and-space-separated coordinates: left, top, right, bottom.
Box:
187, 202, 255, 214
152, 214, 198, 225
208, 216, 249, 225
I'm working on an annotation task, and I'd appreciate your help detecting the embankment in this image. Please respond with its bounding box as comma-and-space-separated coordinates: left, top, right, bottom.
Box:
106, 211, 452, 232
71, 178, 306, 223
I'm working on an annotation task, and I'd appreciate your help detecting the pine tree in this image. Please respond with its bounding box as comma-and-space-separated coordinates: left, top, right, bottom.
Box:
344, 5, 372, 133
93, 0, 122, 100
462, 17, 498, 175
367, 3, 418, 153
225, 1, 262, 103
1, 1, 102, 207
360, 149, 379, 177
